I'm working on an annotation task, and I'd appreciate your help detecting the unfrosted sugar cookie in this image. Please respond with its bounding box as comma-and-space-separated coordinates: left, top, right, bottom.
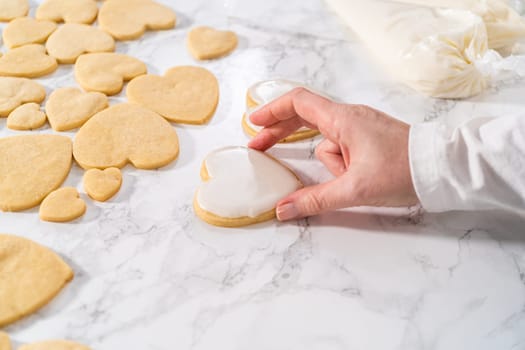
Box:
0, 44, 58, 78
36, 0, 98, 24
39, 187, 86, 222
194, 146, 303, 227
2, 17, 57, 49
83, 168, 122, 202
19, 340, 91, 350
6, 103, 47, 131
0, 135, 72, 212
99, 0, 176, 40
75, 53, 147, 95
126, 66, 219, 124
46, 87, 108, 131
73, 103, 179, 170
46, 23, 115, 64
187, 26, 238, 60
243, 79, 320, 142
0, 77, 46, 117
0, 332, 10, 350
0, 233, 74, 327
0, 0, 28, 22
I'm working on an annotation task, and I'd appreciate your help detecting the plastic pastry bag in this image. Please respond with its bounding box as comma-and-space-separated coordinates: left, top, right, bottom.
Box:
393, 0, 525, 49
325, 0, 490, 98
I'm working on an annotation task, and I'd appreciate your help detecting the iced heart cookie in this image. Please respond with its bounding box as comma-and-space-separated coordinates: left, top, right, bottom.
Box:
75, 53, 147, 95
39, 187, 86, 222
126, 66, 219, 124
0, 77, 46, 117
0, 44, 58, 78
36, 0, 98, 24
73, 103, 179, 170
7, 103, 47, 131
0, 135, 72, 212
243, 79, 320, 142
2, 17, 57, 49
187, 26, 238, 60
83, 168, 122, 202
0, 0, 28, 21
0, 233, 74, 327
46, 87, 108, 131
46, 23, 115, 64
19, 340, 91, 350
194, 146, 303, 227
99, 0, 176, 40
0, 332, 10, 350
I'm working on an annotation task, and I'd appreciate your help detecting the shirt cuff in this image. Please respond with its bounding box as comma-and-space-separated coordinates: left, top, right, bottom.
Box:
408, 122, 448, 212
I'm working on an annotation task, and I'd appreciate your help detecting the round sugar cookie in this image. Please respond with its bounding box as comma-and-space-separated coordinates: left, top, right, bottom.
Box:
46, 23, 115, 64
194, 146, 303, 227
0, 135, 72, 212
36, 0, 98, 24
126, 66, 219, 124
99, 0, 176, 40
187, 26, 238, 60
73, 103, 179, 170
7, 103, 47, 131
0, 233, 74, 327
2, 17, 57, 49
75, 52, 147, 95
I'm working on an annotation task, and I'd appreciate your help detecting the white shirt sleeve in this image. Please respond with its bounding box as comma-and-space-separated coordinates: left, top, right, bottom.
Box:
409, 115, 525, 215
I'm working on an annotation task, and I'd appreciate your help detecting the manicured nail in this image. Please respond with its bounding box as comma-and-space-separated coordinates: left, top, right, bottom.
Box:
276, 203, 299, 221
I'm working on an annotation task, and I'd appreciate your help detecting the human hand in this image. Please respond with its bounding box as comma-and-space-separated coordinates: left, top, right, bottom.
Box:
248, 88, 419, 221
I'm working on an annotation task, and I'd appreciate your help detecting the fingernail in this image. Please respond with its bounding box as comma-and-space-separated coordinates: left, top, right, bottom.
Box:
276, 203, 299, 221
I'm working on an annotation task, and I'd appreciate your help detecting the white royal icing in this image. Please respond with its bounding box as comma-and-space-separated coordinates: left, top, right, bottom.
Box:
197, 146, 302, 218
248, 79, 304, 105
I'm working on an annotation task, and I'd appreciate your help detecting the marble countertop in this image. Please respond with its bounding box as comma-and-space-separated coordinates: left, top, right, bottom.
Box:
1, 0, 525, 349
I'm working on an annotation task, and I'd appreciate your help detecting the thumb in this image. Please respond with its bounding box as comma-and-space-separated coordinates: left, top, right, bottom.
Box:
276, 176, 354, 221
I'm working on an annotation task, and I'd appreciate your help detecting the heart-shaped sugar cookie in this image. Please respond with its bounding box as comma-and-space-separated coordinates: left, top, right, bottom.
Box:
0, 135, 72, 212
73, 103, 179, 170
2, 17, 57, 49
0, 44, 57, 78
46, 87, 108, 131
46, 23, 115, 64
99, 0, 176, 40
75, 53, 147, 95
194, 146, 303, 227
7, 103, 47, 131
19, 340, 90, 350
0, 77, 46, 117
36, 0, 98, 24
0, 332, 9, 348
187, 26, 238, 60
0, 0, 29, 21
126, 66, 219, 124
83, 167, 122, 202
39, 187, 86, 222
243, 79, 320, 142
0, 233, 73, 327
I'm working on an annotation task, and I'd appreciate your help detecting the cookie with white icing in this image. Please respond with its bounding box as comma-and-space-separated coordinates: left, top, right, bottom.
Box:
243, 79, 320, 142
194, 146, 302, 227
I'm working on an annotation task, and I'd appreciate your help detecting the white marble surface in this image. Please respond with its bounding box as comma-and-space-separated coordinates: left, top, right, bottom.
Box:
1, 1, 525, 349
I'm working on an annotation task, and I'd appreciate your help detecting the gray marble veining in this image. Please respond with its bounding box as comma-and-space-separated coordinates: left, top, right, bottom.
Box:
1, 1, 524, 349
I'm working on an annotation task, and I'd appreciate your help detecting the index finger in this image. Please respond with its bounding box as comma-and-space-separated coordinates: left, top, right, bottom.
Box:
249, 87, 338, 136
